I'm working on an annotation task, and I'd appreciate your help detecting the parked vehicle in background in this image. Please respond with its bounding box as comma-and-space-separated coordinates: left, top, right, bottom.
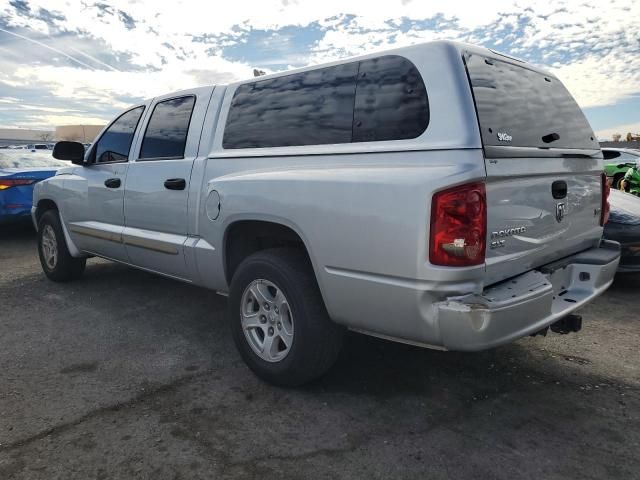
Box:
0, 150, 69, 225
604, 189, 640, 272
34, 40, 619, 386
603, 148, 640, 189
25, 144, 50, 151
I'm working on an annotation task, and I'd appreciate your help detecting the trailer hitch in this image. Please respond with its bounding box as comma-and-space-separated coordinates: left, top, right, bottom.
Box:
550, 314, 582, 334
531, 314, 582, 337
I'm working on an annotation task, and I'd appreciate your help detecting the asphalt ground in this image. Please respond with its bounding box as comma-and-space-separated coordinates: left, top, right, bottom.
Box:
0, 224, 638, 479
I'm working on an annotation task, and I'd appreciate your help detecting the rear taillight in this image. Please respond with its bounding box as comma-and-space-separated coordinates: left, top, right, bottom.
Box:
429, 182, 487, 267
0, 178, 36, 190
600, 172, 610, 226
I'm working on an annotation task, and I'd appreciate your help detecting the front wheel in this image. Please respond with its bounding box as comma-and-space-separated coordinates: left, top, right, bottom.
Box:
37, 210, 86, 282
229, 248, 344, 386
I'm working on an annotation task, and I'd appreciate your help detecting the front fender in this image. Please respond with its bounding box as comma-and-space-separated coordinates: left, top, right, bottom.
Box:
32, 176, 84, 258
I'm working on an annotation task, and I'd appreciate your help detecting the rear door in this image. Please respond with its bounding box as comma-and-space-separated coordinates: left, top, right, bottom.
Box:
464, 52, 603, 285
123, 87, 213, 280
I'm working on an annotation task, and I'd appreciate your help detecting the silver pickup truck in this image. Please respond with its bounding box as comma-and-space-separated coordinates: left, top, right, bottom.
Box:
34, 40, 619, 386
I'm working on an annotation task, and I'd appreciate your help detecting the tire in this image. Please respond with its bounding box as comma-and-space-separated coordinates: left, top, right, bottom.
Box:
229, 248, 344, 386
612, 173, 625, 190
37, 210, 86, 282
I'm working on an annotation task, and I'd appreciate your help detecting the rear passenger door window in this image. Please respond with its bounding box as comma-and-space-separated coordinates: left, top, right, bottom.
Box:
353, 55, 429, 143
223, 63, 358, 148
94, 106, 145, 163
139, 96, 196, 160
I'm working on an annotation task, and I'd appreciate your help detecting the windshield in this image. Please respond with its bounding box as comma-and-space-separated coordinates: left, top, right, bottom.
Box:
464, 52, 599, 151
0, 152, 69, 169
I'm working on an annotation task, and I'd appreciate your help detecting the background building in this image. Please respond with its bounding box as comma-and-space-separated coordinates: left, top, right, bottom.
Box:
600, 141, 640, 149
0, 128, 55, 147
55, 125, 105, 143
0, 125, 105, 147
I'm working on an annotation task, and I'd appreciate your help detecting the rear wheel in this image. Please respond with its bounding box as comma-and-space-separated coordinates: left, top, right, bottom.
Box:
229, 248, 344, 386
613, 173, 625, 190
37, 210, 86, 282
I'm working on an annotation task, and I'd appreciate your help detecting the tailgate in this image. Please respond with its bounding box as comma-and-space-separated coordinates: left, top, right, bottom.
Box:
464, 51, 604, 284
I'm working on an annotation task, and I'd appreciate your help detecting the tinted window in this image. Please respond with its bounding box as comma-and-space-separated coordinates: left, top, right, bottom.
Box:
139, 96, 195, 159
353, 56, 429, 142
603, 150, 621, 160
95, 106, 144, 163
223, 63, 358, 148
465, 53, 599, 150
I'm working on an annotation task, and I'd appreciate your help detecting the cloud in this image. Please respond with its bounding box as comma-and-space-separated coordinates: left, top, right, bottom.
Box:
554, 54, 640, 108
0, 0, 638, 130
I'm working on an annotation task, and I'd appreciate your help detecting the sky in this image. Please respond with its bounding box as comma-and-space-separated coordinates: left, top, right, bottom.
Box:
0, 0, 638, 140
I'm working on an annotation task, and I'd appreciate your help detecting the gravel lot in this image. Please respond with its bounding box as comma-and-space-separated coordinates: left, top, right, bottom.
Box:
0, 225, 639, 479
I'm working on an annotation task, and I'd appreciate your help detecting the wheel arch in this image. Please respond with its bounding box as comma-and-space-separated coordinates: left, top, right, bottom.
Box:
221, 219, 333, 312
223, 219, 316, 283
34, 198, 83, 257
34, 198, 59, 226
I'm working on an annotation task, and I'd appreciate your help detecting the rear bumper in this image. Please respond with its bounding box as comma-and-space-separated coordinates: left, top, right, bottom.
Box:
437, 240, 620, 351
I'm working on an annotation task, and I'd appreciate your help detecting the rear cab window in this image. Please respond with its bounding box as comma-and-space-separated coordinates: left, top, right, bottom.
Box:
463, 52, 599, 153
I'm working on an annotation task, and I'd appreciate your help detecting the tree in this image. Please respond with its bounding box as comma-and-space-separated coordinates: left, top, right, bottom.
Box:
627, 132, 640, 142
612, 133, 622, 142
38, 132, 54, 142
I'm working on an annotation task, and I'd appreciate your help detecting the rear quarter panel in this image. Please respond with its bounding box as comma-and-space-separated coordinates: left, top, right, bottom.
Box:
190, 41, 489, 339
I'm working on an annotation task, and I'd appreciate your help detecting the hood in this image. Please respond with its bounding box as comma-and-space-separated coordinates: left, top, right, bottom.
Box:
608, 189, 640, 225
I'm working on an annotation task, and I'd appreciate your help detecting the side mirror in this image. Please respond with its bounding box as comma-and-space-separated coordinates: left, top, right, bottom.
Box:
53, 141, 86, 165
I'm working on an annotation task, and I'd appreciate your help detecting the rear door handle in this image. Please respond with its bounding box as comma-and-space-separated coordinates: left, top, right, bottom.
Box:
164, 178, 186, 190
551, 180, 567, 199
104, 178, 121, 188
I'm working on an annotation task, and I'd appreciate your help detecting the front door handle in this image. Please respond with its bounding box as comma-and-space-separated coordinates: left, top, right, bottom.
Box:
104, 178, 121, 188
164, 178, 186, 190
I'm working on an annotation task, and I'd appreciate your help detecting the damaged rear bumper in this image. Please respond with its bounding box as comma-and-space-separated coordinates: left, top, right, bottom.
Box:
437, 240, 620, 351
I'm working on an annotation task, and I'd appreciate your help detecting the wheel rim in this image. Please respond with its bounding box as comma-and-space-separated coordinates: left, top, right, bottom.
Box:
240, 279, 294, 363
41, 224, 58, 270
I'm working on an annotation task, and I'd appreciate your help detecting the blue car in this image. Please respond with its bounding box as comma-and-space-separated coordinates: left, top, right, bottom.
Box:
0, 150, 69, 225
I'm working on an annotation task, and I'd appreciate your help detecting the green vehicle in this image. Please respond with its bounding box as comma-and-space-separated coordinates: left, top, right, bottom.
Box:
603, 148, 640, 191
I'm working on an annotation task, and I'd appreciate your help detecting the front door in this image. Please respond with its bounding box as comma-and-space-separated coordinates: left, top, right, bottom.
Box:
63, 105, 147, 261
123, 88, 213, 280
